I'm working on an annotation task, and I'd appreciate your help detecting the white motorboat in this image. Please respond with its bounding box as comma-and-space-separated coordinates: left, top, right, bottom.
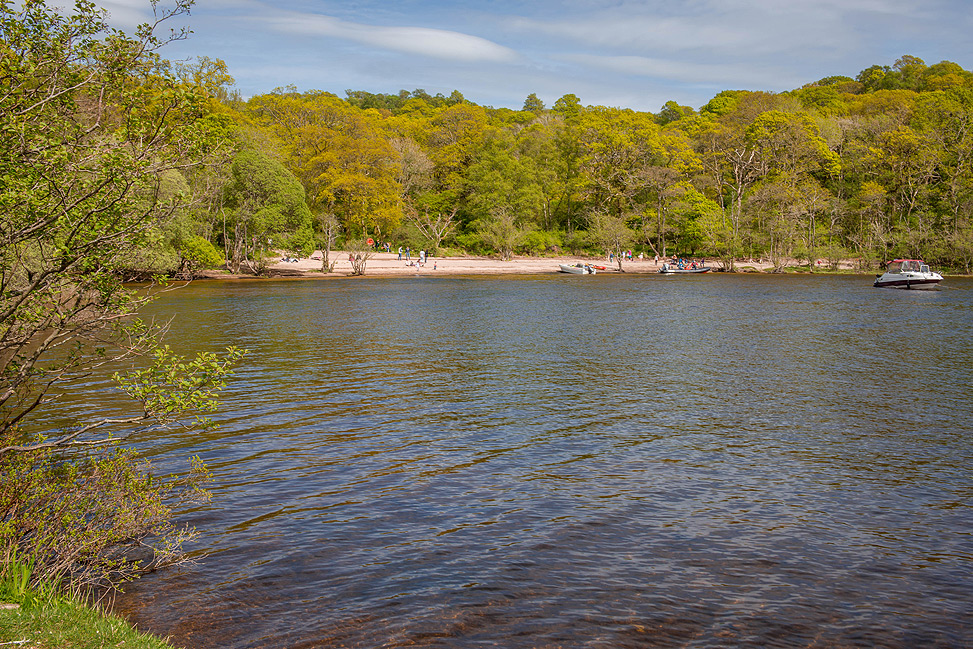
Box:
873, 259, 943, 289
559, 263, 596, 274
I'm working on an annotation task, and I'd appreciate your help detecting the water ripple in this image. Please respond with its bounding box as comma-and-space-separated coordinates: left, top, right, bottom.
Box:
103, 275, 973, 648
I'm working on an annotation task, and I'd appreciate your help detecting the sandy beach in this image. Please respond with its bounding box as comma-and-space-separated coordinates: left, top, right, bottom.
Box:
260, 251, 831, 278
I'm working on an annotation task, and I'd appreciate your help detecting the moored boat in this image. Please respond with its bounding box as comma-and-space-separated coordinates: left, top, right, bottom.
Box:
659, 262, 710, 274
559, 263, 596, 274
873, 259, 942, 289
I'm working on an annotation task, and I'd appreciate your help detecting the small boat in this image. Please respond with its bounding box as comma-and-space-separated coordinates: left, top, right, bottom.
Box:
559, 263, 596, 274
873, 259, 942, 290
659, 263, 710, 274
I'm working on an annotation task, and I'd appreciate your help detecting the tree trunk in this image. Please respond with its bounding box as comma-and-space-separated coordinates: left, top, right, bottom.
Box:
231, 222, 246, 273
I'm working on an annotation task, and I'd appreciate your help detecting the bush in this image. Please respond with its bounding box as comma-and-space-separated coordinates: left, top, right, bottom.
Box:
518, 230, 564, 256
0, 435, 210, 593
454, 231, 491, 255
1, 344, 244, 594
564, 229, 593, 255
179, 235, 225, 269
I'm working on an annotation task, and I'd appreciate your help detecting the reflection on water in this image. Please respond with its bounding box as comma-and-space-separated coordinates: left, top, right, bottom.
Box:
100, 274, 973, 648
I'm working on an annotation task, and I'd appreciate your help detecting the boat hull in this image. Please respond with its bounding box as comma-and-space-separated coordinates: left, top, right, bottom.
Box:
559, 264, 596, 274
873, 277, 942, 289
873, 259, 943, 290
659, 267, 710, 274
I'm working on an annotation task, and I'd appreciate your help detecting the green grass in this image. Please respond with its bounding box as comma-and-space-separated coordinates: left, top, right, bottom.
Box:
0, 598, 178, 649
1, 556, 178, 649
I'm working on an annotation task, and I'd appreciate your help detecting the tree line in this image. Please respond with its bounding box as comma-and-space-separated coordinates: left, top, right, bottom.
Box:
127, 54, 973, 275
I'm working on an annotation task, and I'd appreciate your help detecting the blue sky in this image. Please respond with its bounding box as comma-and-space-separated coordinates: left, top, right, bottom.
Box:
95, 0, 973, 112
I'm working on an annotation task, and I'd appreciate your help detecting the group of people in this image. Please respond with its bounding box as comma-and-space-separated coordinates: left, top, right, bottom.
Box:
608, 250, 645, 262
603, 251, 708, 269
397, 246, 430, 263
398, 246, 435, 269
669, 257, 705, 270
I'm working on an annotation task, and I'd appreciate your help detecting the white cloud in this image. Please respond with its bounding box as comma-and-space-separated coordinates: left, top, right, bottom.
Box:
513, 11, 838, 58
518, 16, 748, 53
506, 0, 933, 60
265, 12, 519, 63
89, 0, 151, 28
562, 53, 804, 89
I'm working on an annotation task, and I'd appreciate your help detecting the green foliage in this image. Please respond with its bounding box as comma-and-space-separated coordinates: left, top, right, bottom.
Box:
523, 93, 545, 114
451, 232, 482, 254
701, 90, 745, 116
552, 94, 582, 120
0, 553, 36, 605
474, 209, 525, 260
813, 75, 855, 87
586, 211, 636, 270
0, 438, 208, 591
790, 86, 847, 115
562, 229, 591, 255
223, 148, 314, 269
236, 54, 973, 269
345, 88, 466, 114
1, 0, 234, 438
114, 345, 247, 426
179, 235, 225, 269
0, 345, 244, 592
518, 229, 563, 255
467, 128, 546, 226
656, 100, 696, 125
671, 186, 722, 254
247, 91, 401, 239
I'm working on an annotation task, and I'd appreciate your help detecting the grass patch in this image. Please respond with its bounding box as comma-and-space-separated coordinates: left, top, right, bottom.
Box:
0, 598, 178, 649
1, 556, 177, 649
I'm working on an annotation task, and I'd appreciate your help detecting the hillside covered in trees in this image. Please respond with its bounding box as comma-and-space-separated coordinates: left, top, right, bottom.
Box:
113, 53, 973, 273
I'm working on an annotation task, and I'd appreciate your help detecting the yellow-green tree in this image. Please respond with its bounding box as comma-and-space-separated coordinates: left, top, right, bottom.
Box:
578, 107, 664, 217
744, 110, 840, 265
247, 91, 402, 239
427, 102, 490, 197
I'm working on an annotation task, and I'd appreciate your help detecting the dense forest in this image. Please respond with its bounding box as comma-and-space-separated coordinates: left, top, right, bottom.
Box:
154, 54, 973, 273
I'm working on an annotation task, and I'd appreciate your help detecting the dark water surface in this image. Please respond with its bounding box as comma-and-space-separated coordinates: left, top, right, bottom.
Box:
105, 273, 971, 648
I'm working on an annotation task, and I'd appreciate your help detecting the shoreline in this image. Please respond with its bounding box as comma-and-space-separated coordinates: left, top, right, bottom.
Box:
201, 252, 864, 280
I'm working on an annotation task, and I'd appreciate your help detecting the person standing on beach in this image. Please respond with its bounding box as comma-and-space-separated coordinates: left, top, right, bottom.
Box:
397, 246, 403, 260
406, 247, 411, 260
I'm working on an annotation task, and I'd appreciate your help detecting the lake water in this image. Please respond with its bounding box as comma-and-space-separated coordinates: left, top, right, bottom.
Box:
104, 273, 972, 648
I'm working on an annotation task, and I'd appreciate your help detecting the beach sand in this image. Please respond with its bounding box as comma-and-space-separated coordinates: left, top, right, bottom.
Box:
259, 251, 821, 278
